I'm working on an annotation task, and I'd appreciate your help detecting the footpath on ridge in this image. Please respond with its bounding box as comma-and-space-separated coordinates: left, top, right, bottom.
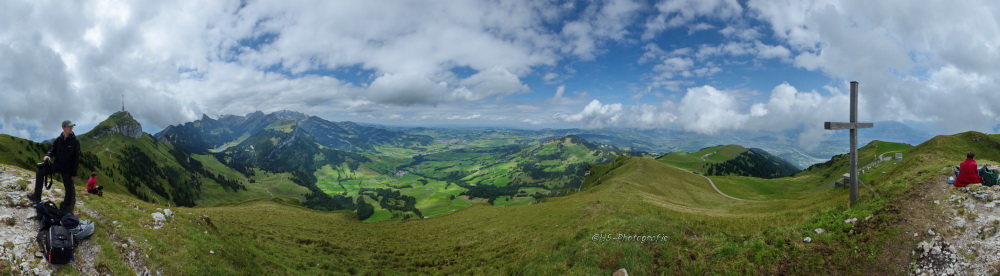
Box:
701, 175, 744, 201
0, 165, 99, 275
908, 164, 1000, 275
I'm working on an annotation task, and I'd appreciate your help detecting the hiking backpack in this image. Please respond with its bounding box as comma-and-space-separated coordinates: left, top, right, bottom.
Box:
34, 201, 63, 229
981, 167, 999, 187
36, 225, 74, 264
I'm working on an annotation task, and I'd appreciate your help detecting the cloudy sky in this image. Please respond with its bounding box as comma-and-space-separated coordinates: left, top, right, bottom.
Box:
1, 0, 998, 145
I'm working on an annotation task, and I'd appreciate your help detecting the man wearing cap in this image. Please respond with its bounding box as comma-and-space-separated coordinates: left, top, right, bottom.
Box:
29, 120, 82, 213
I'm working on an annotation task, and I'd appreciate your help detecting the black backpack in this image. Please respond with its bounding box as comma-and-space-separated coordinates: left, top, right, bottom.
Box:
34, 201, 63, 229
36, 225, 74, 264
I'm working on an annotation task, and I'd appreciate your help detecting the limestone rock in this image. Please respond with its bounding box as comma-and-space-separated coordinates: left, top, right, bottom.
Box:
803, 237, 812, 243
152, 212, 166, 222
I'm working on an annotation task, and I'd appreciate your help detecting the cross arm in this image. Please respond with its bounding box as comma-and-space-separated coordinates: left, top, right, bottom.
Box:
824, 122, 874, 130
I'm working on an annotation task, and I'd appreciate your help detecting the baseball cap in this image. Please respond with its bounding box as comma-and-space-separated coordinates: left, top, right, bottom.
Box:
62, 120, 76, 127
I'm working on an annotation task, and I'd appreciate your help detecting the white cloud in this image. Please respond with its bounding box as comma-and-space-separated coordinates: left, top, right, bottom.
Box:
367, 73, 448, 106
643, 0, 743, 40
561, 0, 643, 60
556, 82, 849, 147
454, 67, 529, 101
748, 0, 1000, 133
554, 100, 623, 128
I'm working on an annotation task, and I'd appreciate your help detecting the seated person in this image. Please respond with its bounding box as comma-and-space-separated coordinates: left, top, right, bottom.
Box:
86, 171, 104, 196
955, 152, 981, 187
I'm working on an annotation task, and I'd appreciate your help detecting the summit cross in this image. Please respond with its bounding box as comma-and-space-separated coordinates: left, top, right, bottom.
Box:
824, 81, 873, 207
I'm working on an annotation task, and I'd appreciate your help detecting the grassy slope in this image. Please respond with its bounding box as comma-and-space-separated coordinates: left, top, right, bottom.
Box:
18, 132, 995, 274
0, 134, 49, 171
59, 153, 853, 274
657, 144, 748, 172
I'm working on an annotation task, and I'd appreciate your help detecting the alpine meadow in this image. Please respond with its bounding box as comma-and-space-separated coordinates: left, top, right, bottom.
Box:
3, 0, 1000, 275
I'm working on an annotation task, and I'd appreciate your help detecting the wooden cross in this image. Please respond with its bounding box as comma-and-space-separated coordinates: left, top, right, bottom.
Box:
824, 81, 873, 207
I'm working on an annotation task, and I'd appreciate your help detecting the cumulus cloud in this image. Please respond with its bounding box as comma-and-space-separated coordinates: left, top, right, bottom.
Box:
554, 100, 623, 128
748, 0, 1000, 133
556, 82, 850, 147
642, 0, 743, 40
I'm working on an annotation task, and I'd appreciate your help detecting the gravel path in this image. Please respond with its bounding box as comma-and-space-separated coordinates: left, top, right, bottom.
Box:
0, 165, 98, 275
701, 175, 743, 201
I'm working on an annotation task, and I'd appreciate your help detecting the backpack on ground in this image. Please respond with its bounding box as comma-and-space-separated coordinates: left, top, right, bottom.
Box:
981, 167, 999, 187
36, 225, 74, 264
34, 201, 64, 229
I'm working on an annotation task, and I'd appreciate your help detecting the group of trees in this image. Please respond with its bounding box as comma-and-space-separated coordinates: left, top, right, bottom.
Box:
360, 188, 423, 219
703, 149, 799, 178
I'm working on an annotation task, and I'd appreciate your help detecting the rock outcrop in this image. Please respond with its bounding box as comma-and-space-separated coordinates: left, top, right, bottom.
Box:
84, 111, 143, 139
910, 167, 1000, 275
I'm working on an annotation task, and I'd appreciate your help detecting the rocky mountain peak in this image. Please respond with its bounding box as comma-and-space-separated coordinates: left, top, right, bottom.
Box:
84, 111, 144, 139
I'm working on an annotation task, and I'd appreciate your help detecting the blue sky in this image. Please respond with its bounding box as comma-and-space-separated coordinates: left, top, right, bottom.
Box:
1, 0, 999, 146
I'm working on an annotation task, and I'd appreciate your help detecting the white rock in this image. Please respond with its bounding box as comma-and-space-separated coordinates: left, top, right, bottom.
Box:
803, 237, 812, 243
844, 217, 858, 224
814, 228, 825, 234
934, 200, 940, 205
164, 209, 173, 218
918, 241, 931, 253
210, 250, 215, 255
928, 229, 936, 236
152, 212, 166, 222
930, 246, 942, 255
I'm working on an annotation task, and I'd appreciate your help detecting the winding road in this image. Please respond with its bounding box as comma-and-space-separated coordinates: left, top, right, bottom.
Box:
702, 175, 744, 200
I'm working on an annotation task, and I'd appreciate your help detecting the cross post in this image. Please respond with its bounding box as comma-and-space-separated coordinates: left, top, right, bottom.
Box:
824, 81, 873, 206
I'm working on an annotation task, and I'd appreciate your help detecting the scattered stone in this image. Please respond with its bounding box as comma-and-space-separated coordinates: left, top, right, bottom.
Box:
844, 217, 858, 224
210, 250, 215, 255
163, 209, 173, 218
152, 212, 166, 222
934, 200, 940, 205
803, 237, 812, 243
928, 229, 936, 236
814, 228, 825, 234
978, 226, 998, 239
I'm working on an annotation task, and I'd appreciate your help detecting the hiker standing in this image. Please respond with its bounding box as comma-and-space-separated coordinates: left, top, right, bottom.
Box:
955, 152, 981, 187
29, 120, 81, 213
87, 171, 103, 196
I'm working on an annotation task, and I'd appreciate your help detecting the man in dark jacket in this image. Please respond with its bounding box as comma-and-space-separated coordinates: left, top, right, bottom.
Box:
29, 120, 81, 213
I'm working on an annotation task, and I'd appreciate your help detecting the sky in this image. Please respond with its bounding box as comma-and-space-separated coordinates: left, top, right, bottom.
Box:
1, 0, 998, 147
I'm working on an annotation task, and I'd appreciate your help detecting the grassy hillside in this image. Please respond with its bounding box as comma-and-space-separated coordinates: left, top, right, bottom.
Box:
64, 151, 882, 274
12, 131, 998, 274
657, 145, 799, 178
0, 134, 50, 171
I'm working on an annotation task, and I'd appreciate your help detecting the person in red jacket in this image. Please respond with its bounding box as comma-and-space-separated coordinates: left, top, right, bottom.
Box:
955, 152, 981, 187
86, 171, 103, 197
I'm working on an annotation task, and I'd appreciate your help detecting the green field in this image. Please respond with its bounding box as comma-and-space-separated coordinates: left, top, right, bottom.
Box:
13, 132, 1000, 274
657, 144, 747, 172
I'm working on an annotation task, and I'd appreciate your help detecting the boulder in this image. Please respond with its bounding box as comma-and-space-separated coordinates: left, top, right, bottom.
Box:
152, 212, 166, 222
